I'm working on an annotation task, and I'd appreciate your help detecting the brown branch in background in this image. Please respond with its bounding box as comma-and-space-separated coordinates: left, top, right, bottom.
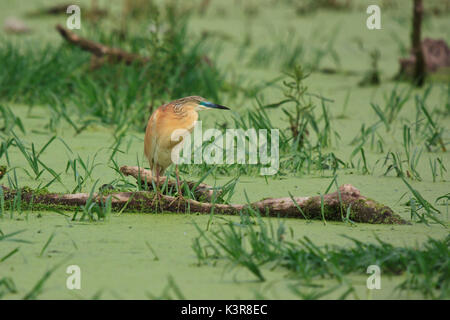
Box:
27, 4, 72, 16
27, 3, 107, 18
1, 184, 408, 225
56, 23, 213, 70
411, 0, 426, 86
56, 24, 149, 66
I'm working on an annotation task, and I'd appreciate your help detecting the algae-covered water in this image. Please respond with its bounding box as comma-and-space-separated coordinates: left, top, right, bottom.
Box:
0, 0, 449, 299
1, 212, 447, 299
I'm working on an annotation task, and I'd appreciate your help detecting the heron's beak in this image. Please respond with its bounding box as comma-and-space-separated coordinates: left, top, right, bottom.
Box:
199, 101, 230, 110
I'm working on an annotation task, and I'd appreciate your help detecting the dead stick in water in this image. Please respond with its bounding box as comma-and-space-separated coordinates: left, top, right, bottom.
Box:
1, 184, 408, 224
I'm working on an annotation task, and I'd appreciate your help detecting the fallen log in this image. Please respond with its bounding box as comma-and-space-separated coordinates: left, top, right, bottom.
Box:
0, 184, 408, 224
56, 24, 149, 66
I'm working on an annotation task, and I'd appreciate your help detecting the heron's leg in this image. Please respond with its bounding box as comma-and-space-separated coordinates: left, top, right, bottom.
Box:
152, 167, 163, 208
169, 165, 185, 210
156, 167, 160, 192
175, 165, 183, 198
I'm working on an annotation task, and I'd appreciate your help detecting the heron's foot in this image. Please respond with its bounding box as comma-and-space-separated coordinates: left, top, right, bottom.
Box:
151, 191, 163, 209
169, 194, 186, 212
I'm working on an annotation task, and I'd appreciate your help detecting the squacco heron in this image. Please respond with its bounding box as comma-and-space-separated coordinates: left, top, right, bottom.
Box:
144, 96, 229, 198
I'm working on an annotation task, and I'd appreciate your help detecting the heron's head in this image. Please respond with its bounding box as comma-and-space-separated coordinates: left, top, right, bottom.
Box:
178, 96, 230, 112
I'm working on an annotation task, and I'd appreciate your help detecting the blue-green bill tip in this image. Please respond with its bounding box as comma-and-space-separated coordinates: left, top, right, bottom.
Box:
200, 101, 230, 110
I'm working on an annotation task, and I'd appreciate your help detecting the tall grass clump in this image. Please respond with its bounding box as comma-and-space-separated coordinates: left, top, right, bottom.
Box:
370, 85, 411, 131
413, 88, 447, 152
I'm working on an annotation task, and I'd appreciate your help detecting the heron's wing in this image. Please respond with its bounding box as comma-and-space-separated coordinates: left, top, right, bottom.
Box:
144, 108, 161, 168
144, 106, 176, 172
144, 102, 199, 172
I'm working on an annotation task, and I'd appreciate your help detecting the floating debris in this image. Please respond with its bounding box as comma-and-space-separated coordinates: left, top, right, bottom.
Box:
3, 17, 31, 34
